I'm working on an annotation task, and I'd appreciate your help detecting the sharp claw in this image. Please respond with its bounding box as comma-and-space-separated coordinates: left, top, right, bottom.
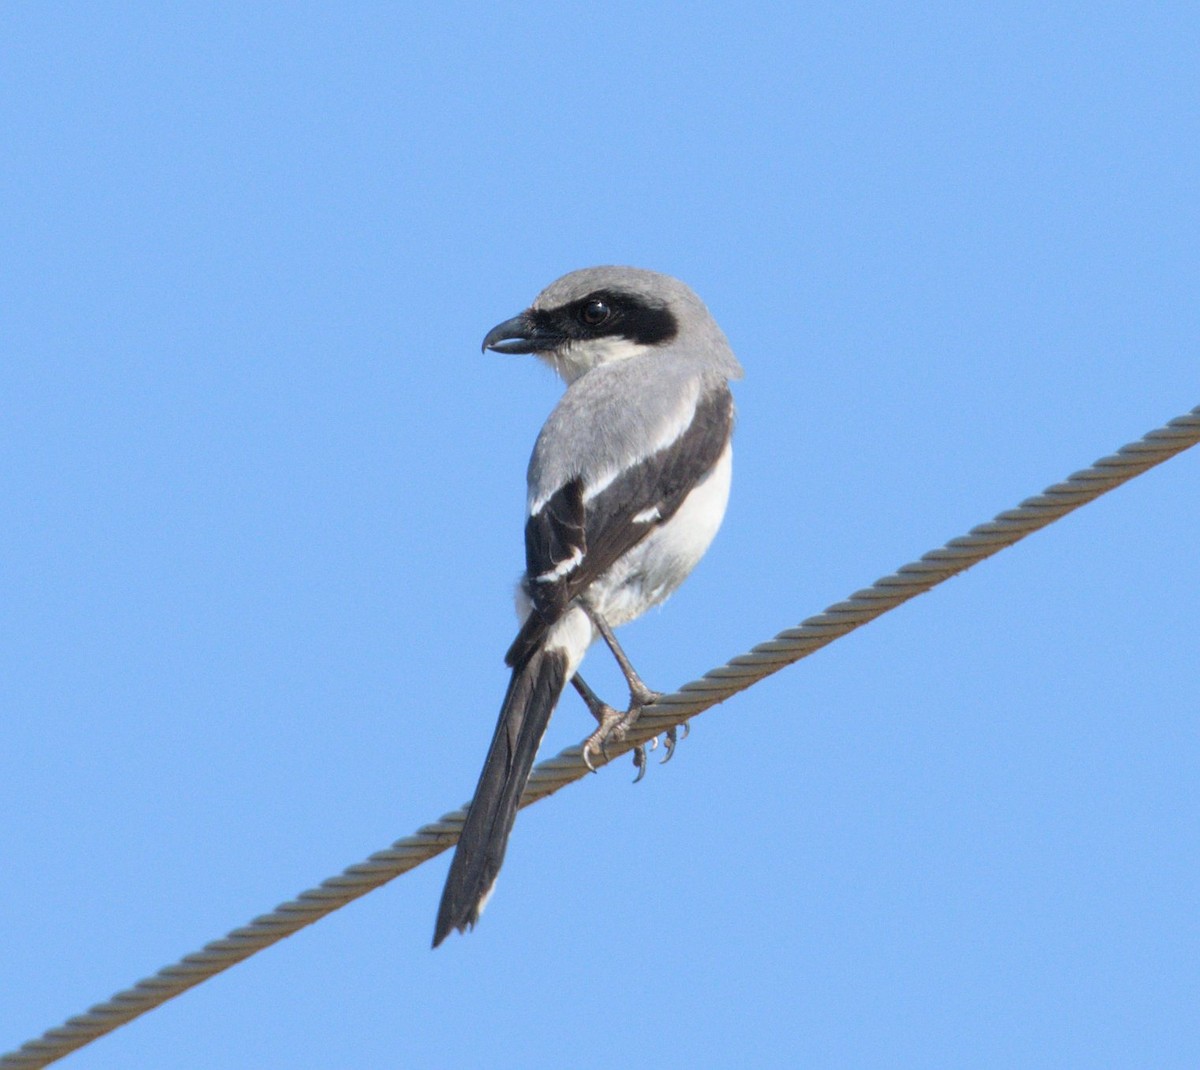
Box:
647, 736, 659, 752
679, 721, 690, 741
632, 745, 647, 784
582, 744, 599, 774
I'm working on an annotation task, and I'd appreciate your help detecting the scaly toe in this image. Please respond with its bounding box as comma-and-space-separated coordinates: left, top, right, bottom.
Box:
581, 706, 633, 771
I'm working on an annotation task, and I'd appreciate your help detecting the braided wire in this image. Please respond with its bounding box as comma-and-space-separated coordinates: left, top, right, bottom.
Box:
3, 403, 1197, 1069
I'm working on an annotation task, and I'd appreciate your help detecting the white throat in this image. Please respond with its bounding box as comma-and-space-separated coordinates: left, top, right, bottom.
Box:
540, 336, 648, 384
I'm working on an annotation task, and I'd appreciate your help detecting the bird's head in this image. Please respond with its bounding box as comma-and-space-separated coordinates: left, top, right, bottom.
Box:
482, 266, 742, 383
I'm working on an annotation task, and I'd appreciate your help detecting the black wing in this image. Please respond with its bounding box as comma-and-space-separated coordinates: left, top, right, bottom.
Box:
506, 383, 732, 667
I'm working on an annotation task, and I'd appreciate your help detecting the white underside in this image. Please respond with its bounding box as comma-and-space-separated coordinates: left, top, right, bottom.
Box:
517, 441, 733, 679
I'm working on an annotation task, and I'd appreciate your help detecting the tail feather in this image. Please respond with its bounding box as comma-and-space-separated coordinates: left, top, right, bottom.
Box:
433, 646, 567, 947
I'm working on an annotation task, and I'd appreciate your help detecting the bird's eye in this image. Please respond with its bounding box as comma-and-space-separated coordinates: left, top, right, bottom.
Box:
580, 299, 611, 326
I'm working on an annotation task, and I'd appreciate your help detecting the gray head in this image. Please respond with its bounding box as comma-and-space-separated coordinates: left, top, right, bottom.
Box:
482, 266, 743, 384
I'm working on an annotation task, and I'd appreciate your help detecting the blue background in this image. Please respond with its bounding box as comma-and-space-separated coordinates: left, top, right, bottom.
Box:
3, 5, 1197, 1068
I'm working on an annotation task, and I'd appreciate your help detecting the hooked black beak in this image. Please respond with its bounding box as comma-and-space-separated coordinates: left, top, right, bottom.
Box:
481, 311, 557, 354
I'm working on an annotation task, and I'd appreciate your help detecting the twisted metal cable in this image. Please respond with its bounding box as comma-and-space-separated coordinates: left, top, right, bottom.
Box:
3, 403, 1197, 1069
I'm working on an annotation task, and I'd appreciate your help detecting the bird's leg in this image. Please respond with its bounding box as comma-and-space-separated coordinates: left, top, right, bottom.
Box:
571, 672, 615, 726
575, 603, 677, 780
582, 605, 662, 709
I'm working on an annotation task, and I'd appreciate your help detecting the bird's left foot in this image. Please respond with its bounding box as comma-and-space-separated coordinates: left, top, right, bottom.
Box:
578, 693, 667, 781
581, 699, 657, 776
573, 674, 638, 772
572, 671, 677, 781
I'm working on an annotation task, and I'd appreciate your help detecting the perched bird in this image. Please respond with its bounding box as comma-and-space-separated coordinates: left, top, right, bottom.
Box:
433, 266, 742, 946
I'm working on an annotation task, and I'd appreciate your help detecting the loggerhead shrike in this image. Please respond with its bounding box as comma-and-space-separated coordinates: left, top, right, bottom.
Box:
433, 266, 742, 946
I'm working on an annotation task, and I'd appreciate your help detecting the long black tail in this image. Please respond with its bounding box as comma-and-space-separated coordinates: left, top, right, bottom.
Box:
433, 645, 568, 947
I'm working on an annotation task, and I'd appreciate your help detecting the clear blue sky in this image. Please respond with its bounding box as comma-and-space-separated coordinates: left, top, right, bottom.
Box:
3, 5, 1197, 1068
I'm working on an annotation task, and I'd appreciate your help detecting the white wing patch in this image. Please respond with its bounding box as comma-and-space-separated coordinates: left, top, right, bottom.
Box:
533, 546, 583, 583
632, 505, 661, 524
